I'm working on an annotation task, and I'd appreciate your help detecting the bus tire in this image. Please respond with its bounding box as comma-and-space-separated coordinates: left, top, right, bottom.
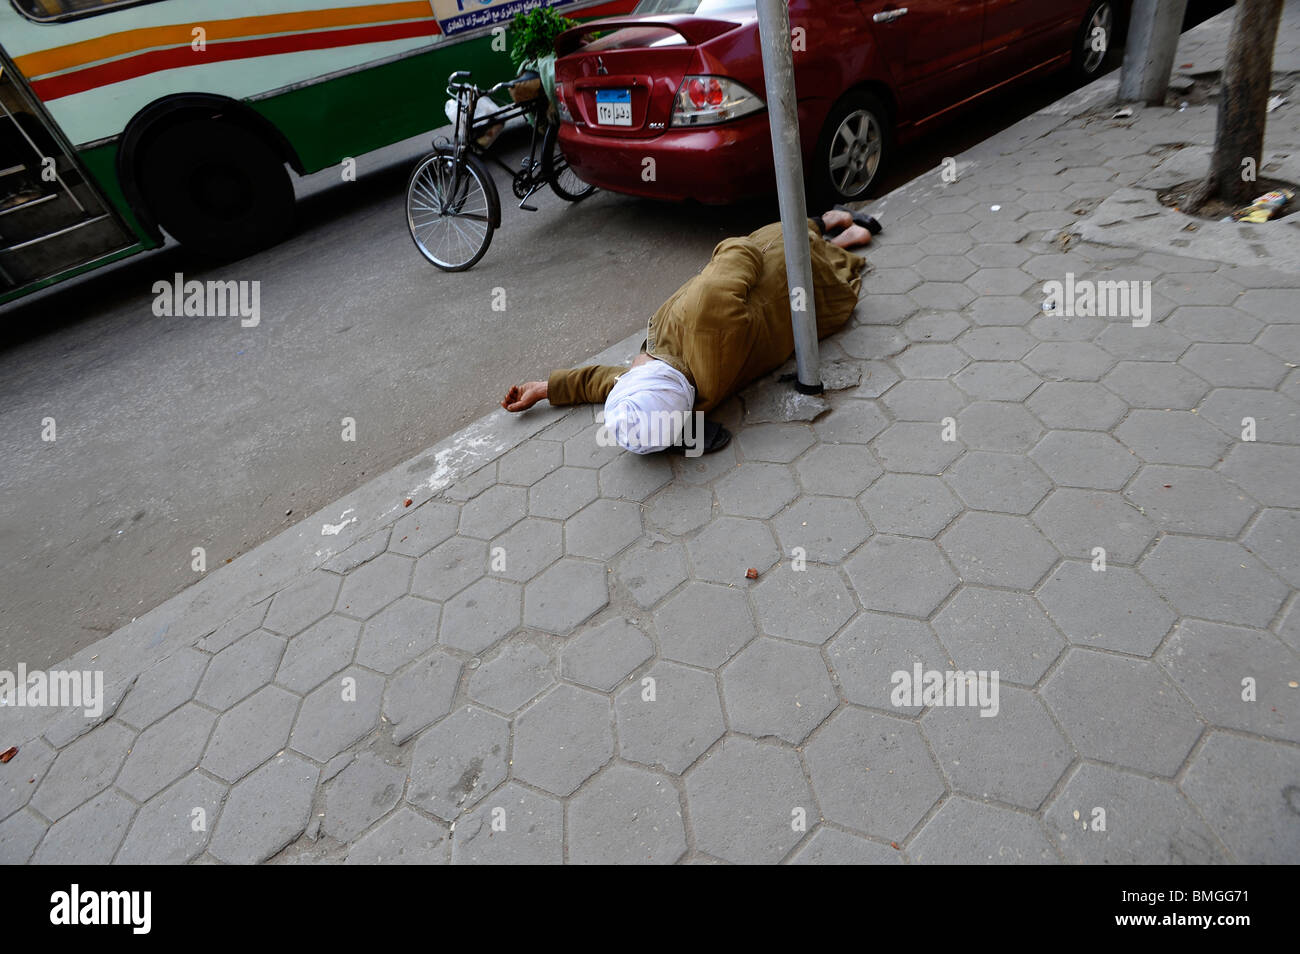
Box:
136, 117, 295, 259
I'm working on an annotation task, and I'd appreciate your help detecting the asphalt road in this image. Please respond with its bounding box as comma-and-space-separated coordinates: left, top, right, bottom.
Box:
0, 3, 1230, 667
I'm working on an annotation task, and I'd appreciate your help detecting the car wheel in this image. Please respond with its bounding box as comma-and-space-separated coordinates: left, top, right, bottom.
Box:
813, 90, 892, 206
137, 117, 295, 259
1072, 0, 1115, 83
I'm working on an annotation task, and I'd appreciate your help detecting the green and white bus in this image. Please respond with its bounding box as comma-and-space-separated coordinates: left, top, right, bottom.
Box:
0, 0, 631, 304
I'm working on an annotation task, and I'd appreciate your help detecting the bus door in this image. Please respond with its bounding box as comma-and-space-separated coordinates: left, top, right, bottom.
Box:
0, 47, 137, 297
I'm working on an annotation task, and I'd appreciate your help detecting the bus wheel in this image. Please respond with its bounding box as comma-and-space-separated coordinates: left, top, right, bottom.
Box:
137, 118, 294, 259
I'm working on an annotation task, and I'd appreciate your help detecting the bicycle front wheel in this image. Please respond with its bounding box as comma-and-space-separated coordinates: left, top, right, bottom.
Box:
542, 122, 596, 202
406, 151, 498, 271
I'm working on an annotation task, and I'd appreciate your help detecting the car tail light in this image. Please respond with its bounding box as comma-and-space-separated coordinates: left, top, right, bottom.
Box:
670, 76, 763, 127
554, 81, 574, 123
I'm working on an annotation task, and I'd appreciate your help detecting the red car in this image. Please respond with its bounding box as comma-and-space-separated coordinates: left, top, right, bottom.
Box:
553, 0, 1120, 204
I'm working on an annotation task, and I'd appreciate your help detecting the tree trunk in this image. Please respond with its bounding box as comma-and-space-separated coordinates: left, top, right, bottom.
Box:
1186, 0, 1285, 212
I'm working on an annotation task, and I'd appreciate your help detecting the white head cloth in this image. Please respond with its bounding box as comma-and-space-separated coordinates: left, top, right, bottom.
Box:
602, 360, 696, 454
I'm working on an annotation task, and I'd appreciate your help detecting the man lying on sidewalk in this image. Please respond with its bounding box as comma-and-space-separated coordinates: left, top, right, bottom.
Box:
501, 208, 878, 453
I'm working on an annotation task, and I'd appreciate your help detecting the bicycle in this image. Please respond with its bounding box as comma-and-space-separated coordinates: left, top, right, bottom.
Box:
406, 69, 595, 272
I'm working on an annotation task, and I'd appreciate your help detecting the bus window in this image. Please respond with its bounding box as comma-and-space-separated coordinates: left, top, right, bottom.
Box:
11, 0, 167, 22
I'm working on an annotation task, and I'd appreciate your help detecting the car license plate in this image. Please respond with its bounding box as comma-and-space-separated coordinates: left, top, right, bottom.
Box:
595, 89, 632, 126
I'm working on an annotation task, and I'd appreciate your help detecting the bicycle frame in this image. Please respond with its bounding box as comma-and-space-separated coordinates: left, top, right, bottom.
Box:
444, 74, 550, 210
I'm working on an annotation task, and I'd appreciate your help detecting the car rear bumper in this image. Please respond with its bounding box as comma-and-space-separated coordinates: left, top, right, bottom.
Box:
557, 114, 775, 204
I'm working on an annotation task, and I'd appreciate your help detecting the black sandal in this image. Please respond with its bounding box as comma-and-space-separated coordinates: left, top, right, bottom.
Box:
667, 419, 731, 456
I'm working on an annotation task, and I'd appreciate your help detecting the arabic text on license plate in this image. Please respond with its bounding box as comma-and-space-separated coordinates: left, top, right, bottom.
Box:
596, 89, 632, 126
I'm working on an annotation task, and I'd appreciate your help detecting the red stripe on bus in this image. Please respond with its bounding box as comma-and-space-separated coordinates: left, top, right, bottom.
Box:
31, 19, 441, 101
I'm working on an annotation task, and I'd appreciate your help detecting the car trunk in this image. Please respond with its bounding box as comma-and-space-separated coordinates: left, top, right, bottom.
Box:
554, 16, 746, 138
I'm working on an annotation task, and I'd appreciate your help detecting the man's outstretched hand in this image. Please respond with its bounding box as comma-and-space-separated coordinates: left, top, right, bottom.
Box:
502, 380, 548, 412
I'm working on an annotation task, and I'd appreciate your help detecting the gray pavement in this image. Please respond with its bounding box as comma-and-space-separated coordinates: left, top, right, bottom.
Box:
3, 3, 1299, 864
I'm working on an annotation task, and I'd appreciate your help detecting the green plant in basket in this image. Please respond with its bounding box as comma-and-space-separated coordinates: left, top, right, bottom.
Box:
508, 6, 576, 72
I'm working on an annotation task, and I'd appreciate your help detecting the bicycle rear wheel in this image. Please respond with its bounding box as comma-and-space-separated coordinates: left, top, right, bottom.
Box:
542, 122, 596, 202
406, 151, 499, 271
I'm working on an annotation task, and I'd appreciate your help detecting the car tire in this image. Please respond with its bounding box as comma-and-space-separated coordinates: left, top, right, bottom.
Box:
137, 117, 295, 259
1071, 0, 1116, 83
812, 90, 893, 207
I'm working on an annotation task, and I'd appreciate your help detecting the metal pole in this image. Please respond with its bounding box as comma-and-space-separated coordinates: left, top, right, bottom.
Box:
1119, 0, 1190, 105
755, 0, 821, 394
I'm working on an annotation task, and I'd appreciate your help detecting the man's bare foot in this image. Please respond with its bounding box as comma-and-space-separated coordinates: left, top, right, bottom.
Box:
829, 224, 871, 249
821, 209, 853, 232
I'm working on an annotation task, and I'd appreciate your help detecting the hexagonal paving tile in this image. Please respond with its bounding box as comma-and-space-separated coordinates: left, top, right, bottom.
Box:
1114, 409, 1231, 466
388, 501, 459, 557
870, 422, 965, 475
528, 466, 599, 519
957, 326, 1036, 360
1029, 431, 1138, 490
598, 452, 672, 500
276, 614, 358, 694
827, 612, 949, 713
923, 686, 1071, 809
197, 629, 285, 709
202, 685, 300, 783
845, 536, 958, 618
644, 484, 714, 535
450, 782, 562, 864
407, 705, 509, 821
356, 596, 440, 674
489, 518, 562, 583
793, 444, 883, 497
954, 401, 1043, 452
1124, 465, 1256, 537
1102, 360, 1211, 409
804, 708, 944, 841
715, 461, 799, 518
1037, 562, 1175, 656
751, 563, 854, 645
561, 617, 654, 691
1160, 619, 1299, 742
523, 559, 608, 635
721, 637, 836, 743
208, 754, 317, 865
289, 667, 384, 762
467, 639, 555, 713
812, 400, 890, 445
940, 512, 1059, 590
685, 736, 813, 864
262, 571, 339, 637
567, 763, 686, 864
654, 581, 755, 668
953, 362, 1042, 401
614, 541, 688, 609
616, 660, 725, 774
1221, 443, 1300, 508
1022, 341, 1114, 381
411, 535, 487, 599
771, 497, 872, 564
881, 379, 967, 423
1043, 763, 1226, 864
564, 498, 642, 561
1242, 508, 1300, 587
1026, 381, 1128, 430
932, 586, 1065, 684
688, 516, 780, 583
498, 439, 562, 486
909, 797, 1058, 863
857, 473, 962, 538
1181, 732, 1300, 863
381, 649, 461, 744
1139, 536, 1287, 628
337, 553, 414, 620
1180, 343, 1288, 388
458, 484, 526, 539
512, 685, 614, 796
1032, 488, 1155, 563
1042, 649, 1201, 777
439, 577, 522, 652
944, 451, 1051, 514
